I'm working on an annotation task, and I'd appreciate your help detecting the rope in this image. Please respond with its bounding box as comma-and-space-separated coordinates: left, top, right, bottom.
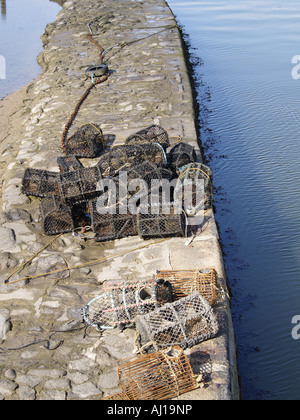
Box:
60, 73, 109, 152
4, 238, 169, 286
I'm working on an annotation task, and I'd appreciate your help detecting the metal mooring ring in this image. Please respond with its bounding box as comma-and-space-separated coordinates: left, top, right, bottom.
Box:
85, 64, 109, 78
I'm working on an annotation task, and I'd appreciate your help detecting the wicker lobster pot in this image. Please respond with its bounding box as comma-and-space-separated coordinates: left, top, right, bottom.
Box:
22, 168, 59, 198
89, 198, 138, 242
57, 166, 103, 206
135, 291, 218, 351
168, 142, 197, 174
125, 125, 170, 150
174, 162, 213, 215
104, 346, 198, 400
83, 279, 173, 330
137, 204, 186, 239
155, 269, 219, 307
63, 123, 105, 158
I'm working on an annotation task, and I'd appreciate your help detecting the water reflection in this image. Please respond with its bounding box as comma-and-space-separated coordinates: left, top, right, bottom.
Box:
1, 0, 6, 19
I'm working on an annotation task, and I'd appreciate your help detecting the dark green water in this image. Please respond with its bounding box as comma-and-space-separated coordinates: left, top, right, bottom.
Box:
168, 0, 300, 400
0, 0, 62, 99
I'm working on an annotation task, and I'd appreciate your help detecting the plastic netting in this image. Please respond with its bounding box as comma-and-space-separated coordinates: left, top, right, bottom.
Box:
22, 169, 59, 198
135, 291, 218, 351
83, 279, 173, 330
125, 125, 170, 150
104, 346, 198, 400
63, 123, 105, 158
168, 142, 197, 174
137, 204, 186, 239
155, 269, 219, 307
174, 162, 213, 215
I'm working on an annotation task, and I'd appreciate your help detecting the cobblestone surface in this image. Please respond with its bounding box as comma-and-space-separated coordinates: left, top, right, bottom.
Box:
0, 0, 239, 400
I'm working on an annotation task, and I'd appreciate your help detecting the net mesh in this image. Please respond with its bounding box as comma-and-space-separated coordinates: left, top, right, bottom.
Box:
135, 291, 218, 351
137, 204, 186, 239
22, 169, 59, 198
57, 156, 83, 173
83, 279, 173, 330
168, 142, 197, 174
174, 162, 213, 215
155, 269, 219, 307
125, 125, 170, 150
57, 166, 103, 205
63, 123, 105, 158
40, 196, 74, 236
97, 143, 167, 178
104, 346, 198, 400
89, 198, 138, 242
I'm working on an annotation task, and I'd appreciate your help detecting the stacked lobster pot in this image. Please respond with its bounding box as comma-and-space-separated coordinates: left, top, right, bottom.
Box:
22, 124, 213, 241
85, 268, 220, 400
83, 268, 219, 348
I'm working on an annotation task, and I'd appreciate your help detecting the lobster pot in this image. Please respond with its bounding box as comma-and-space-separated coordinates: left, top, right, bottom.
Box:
136, 292, 218, 351
83, 279, 173, 330
125, 125, 170, 150
40, 196, 75, 235
105, 347, 198, 400
89, 198, 138, 242
155, 269, 219, 307
22, 168, 58, 198
97, 144, 167, 178
174, 162, 213, 215
57, 156, 83, 173
137, 205, 186, 239
125, 162, 174, 186
168, 142, 197, 173
57, 166, 103, 205
63, 123, 105, 158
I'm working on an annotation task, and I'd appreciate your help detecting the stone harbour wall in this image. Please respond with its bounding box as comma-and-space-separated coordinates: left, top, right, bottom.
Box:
0, 0, 239, 400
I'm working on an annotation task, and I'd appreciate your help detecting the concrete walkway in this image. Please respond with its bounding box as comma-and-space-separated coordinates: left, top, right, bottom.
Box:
0, 0, 239, 400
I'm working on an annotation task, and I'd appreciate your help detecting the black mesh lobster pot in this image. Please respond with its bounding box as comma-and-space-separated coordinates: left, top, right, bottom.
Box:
135, 291, 219, 351
124, 162, 174, 191
57, 156, 83, 173
22, 168, 59, 198
63, 123, 105, 158
168, 142, 197, 174
137, 204, 186, 239
89, 198, 138, 242
57, 166, 103, 206
97, 144, 167, 178
40, 197, 88, 236
174, 162, 213, 215
125, 125, 170, 150
40, 196, 74, 235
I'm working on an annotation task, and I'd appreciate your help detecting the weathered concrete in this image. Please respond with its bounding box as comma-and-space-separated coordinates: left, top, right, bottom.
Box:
0, 0, 239, 400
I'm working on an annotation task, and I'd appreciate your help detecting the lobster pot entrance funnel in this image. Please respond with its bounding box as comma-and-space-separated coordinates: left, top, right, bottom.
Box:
83, 279, 173, 330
